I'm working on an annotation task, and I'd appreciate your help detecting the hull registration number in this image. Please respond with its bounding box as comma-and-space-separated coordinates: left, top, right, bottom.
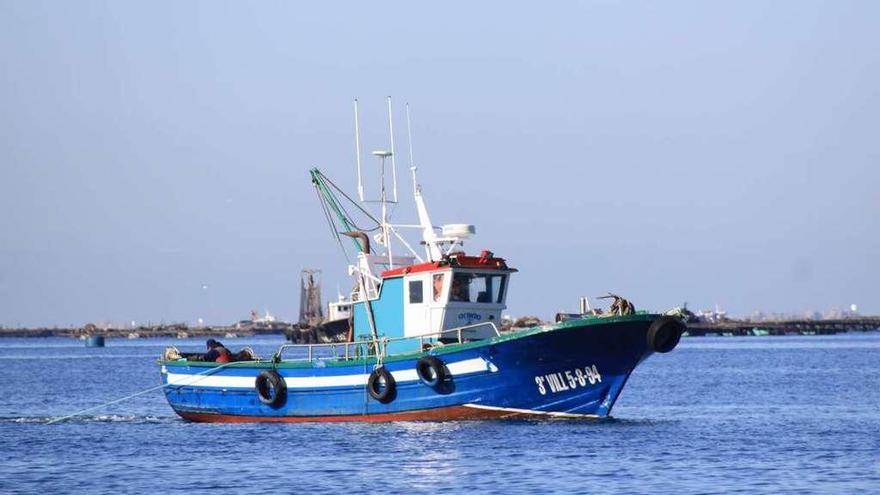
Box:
535, 365, 602, 395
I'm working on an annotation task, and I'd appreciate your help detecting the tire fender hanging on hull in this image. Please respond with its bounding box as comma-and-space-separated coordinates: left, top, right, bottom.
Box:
367, 366, 396, 403
647, 316, 685, 354
416, 356, 447, 388
255, 370, 287, 408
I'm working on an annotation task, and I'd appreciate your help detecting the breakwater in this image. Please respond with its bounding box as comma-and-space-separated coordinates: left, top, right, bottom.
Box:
0, 322, 293, 339
685, 317, 880, 336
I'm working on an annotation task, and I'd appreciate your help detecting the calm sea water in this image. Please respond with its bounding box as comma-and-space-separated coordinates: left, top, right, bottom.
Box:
1, 333, 878, 494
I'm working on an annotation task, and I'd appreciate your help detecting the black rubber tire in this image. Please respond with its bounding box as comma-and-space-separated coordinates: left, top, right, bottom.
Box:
647, 316, 685, 354
367, 366, 396, 403
416, 356, 446, 387
255, 370, 287, 408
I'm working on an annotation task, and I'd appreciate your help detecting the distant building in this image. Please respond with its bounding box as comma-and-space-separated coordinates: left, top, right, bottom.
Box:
697, 304, 728, 323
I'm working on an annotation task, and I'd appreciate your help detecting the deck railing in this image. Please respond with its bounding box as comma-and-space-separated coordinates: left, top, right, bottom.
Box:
272, 322, 500, 363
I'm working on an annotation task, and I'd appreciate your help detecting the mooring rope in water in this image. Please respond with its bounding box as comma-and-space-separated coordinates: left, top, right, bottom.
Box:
46, 360, 257, 425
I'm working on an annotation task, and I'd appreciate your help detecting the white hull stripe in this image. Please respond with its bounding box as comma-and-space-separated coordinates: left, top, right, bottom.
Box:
164, 357, 494, 389
462, 403, 599, 419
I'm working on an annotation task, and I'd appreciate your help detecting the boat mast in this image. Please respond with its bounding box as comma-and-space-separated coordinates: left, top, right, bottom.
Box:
405, 103, 415, 172
371, 150, 393, 268
387, 96, 399, 203
354, 99, 365, 202
405, 103, 441, 261
331, 98, 446, 265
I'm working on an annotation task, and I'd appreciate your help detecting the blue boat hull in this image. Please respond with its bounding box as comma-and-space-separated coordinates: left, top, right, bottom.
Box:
159, 315, 681, 422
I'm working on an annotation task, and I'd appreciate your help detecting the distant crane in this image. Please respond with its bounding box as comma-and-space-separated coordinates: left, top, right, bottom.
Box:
298, 269, 324, 327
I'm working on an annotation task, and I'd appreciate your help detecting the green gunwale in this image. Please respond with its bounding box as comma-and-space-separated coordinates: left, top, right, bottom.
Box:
159, 313, 659, 369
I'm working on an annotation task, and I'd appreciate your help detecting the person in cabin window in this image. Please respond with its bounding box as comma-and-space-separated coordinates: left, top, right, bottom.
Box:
451, 275, 469, 302
433, 274, 444, 302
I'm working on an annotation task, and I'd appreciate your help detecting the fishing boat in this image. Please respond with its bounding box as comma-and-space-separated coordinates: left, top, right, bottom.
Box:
315, 294, 353, 341
158, 99, 685, 422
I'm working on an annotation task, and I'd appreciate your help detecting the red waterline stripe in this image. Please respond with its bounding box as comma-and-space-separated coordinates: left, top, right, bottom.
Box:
175, 405, 538, 423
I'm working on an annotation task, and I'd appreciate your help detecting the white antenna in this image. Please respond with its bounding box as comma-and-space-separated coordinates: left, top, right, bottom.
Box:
387, 96, 398, 203
354, 98, 365, 202
406, 103, 415, 171
372, 149, 394, 267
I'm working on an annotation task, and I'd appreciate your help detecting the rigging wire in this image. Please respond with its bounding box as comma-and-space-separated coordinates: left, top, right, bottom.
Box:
314, 183, 352, 264
337, 199, 381, 233
312, 170, 362, 252
320, 172, 383, 231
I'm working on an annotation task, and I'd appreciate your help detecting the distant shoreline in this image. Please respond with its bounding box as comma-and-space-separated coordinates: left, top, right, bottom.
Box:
1, 316, 877, 339
0, 325, 291, 339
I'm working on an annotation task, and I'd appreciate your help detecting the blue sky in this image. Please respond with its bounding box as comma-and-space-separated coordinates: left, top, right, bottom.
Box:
1, 1, 877, 326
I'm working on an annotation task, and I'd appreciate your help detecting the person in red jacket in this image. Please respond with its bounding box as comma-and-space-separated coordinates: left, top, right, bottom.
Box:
203, 339, 231, 363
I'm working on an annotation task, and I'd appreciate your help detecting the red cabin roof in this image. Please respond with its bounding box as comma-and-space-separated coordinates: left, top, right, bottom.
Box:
381, 251, 515, 278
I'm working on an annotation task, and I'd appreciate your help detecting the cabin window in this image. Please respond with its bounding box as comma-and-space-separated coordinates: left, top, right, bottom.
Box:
409, 280, 424, 304
451, 273, 507, 303
489, 275, 507, 303
432, 273, 445, 302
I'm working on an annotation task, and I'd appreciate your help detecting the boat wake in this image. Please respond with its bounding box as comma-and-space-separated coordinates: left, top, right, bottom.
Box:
1, 414, 175, 424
